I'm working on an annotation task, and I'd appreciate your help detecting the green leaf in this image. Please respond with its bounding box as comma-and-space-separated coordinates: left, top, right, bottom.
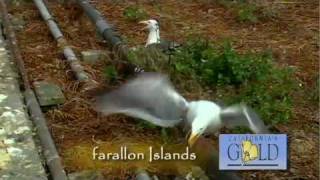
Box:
104, 65, 117, 80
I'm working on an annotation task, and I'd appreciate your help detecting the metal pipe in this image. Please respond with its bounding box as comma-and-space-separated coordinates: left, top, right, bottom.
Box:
76, 0, 122, 48
76, 0, 141, 74
33, 0, 89, 82
0, 1, 68, 180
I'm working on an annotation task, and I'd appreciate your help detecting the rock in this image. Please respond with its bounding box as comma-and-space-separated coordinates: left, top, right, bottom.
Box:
135, 169, 152, 180
9, 14, 25, 31
0, 38, 47, 179
81, 50, 109, 64
152, 175, 159, 180
6, 0, 27, 6
185, 166, 209, 180
33, 81, 65, 106
95, 31, 106, 43
68, 170, 104, 180
289, 168, 297, 174
192, 166, 208, 179
207, 9, 214, 14
174, 177, 186, 180
0, 51, 19, 78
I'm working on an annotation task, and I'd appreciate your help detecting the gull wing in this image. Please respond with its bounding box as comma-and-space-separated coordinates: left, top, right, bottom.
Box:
220, 105, 270, 133
94, 72, 188, 127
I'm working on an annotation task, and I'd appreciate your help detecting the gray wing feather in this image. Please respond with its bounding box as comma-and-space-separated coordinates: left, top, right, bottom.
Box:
94, 72, 188, 127
220, 105, 270, 133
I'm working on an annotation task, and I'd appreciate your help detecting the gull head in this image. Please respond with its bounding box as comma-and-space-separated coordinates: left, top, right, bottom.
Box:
139, 19, 159, 31
188, 119, 209, 147
139, 19, 160, 46
186, 101, 222, 147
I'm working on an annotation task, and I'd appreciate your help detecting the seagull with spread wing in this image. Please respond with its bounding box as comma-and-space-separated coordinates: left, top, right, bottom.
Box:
93, 72, 270, 146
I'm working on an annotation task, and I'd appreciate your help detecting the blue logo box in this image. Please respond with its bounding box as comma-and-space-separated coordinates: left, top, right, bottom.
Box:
219, 134, 287, 170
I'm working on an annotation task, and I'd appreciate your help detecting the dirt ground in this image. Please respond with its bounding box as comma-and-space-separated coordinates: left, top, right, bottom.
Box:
9, 0, 319, 179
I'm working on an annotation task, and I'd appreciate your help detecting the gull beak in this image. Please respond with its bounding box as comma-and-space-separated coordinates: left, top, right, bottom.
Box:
139, 20, 149, 24
139, 20, 149, 30
188, 133, 200, 147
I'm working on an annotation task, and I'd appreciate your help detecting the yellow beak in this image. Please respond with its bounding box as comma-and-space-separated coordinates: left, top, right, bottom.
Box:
139, 20, 149, 25
188, 133, 200, 147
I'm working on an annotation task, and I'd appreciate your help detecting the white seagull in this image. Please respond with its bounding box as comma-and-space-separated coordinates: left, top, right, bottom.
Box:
139, 19, 180, 52
93, 72, 270, 146
139, 19, 160, 47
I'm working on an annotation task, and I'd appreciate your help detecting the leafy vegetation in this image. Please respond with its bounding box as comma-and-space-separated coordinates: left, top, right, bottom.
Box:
104, 65, 118, 82
123, 5, 148, 22
127, 46, 169, 72
136, 120, 173, 143
237, 4, 258, 23
170, 37, 296, 125
136, 120, 158, 129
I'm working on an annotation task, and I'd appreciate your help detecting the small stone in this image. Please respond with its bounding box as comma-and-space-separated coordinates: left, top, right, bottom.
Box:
3, 138, 15, 145
250, 173, 257, 178
0, 94, 8, 103
10, 15, 26, 31
135, 169, 152, 180
7, 147, 23, 156
0, 150, 10, 168
290, 168, 297, 174
187, 166, 209, 180
7, 0, 25, 6
68, 170, 104, 180
0, 111, 15, 119
33, 81, 65, 106
81, 50, 108, 64
174, 177, 185, 180
13, 126, 30, 134
0, 128, 5, 135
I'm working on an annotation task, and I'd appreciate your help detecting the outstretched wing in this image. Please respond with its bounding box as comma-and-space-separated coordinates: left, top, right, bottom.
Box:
220, 105, 270, 133
93, 72, 189, 127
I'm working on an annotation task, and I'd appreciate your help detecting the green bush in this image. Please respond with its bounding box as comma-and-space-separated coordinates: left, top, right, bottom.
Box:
127, 46, 169, 72
217, 0, 259, 23
224, 67, 295, 124
171, 39, 271, 86
104, 65, 118, 82
136, 120, 158, 129
123, 5, 148, 22
170, 37, 295, 124
237, 4, 258, 23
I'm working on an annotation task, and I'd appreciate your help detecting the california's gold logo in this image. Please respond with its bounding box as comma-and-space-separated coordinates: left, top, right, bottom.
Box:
220, 134, 287, 170
242, 140, 259, 164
